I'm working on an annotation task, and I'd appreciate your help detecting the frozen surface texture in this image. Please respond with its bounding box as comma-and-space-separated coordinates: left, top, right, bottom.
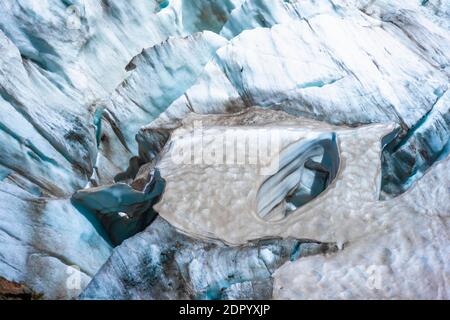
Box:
80, 216, 338, 300
274, 155, 450, 299
0, 0, 232, 298
155, 109, 395, 245
0, 0, 449, 299
0, 181, 112, 299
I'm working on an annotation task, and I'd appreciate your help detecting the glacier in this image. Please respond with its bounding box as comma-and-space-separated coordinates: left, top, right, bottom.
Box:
274, 156, 450, 299
154, 108, 394, 244
80, 217, 338, 300
0, 0, 448, 300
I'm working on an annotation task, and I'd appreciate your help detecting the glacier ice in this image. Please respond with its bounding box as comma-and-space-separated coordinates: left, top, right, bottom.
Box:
0, 180, 112, 299
382, 89, 450, 195
0, 0, 448, 300
80, 216, 338, 300
104, 31, 227, 156
154, 108, 394, 245
273, 155, 450, 299
0, 0, 217, 298
256, 132, 340, 219
72, 168, 165, 246
152, 0, 450, 194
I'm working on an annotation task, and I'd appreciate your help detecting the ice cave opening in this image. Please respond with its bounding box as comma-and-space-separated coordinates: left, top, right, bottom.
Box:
256, 133, 340, 221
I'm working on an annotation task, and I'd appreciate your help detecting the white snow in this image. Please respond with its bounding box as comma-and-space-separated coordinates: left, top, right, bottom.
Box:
273, 155, 450, 299
155, 108, 395, 245
0, 0, 448, 300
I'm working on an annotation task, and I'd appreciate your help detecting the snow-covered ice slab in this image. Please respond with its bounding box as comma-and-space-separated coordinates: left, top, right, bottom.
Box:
155, 108, 395, 245
273, 155, 450, 299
